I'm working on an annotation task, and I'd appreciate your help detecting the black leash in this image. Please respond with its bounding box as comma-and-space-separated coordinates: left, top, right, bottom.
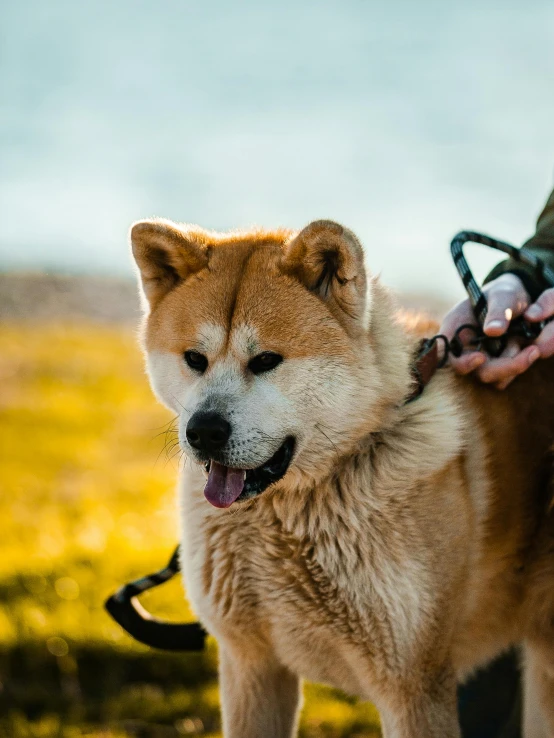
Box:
105, 230, 554, 650
413, 231, 554, 378
104, 546, 206, 651
448, 231, 554, 357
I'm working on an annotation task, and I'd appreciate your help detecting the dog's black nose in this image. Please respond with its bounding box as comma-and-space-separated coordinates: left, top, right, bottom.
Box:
186, 412, 231, 453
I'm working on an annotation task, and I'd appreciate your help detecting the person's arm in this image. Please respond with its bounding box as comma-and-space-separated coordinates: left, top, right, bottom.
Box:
440, 188, 554, 388
485, 189, 554, 300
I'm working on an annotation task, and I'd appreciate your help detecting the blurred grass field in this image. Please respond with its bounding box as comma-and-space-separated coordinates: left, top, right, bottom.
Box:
0, 321, 381, 738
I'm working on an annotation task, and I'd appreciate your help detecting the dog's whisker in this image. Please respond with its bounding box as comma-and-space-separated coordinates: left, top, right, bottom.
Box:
147, 415, 180, 433
315, 424, 338, 455
152, 425, 178, 441
165, 445, 185, 467
169, 393, 192, 414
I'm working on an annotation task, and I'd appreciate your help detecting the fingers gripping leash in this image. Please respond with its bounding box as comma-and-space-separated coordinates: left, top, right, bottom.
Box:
449, 231, 554, 357
406, 231, 554, 402
407, 231, 554, 402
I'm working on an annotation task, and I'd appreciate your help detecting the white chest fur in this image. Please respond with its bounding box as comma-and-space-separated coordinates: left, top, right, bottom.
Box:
178, 458, 451, 700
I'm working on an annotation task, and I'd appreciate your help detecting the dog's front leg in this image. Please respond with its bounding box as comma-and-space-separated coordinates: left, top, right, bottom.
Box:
379, 665, 460, 738
219, 644, 301, 738
523, 641, 554, 738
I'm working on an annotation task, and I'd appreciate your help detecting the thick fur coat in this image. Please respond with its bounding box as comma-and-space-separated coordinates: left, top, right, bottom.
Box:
131, 218, 554, 737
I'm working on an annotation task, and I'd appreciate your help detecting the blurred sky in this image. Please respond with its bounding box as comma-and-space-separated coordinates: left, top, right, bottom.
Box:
1, 0, 554, 298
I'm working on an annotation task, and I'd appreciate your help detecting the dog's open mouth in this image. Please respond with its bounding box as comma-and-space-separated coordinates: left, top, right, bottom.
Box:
203, 437, 295, 509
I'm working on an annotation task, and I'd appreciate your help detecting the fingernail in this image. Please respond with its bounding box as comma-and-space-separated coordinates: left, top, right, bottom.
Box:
526, 305, 542, 319
486, 319, 505, 331
528, 347, 540, 364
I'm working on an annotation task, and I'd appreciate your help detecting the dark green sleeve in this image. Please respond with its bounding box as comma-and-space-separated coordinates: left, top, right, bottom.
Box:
485, 188, 554, 300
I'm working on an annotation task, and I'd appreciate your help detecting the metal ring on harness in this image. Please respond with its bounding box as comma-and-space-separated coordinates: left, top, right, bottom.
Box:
450, 231, 554, 357
104, 546, 207, 651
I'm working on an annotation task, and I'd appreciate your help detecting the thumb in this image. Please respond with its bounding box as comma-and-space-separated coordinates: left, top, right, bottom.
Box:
483, 278, 529, 336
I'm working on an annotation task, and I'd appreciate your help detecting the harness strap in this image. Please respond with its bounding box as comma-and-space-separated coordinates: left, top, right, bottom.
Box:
405, 339, 441, 403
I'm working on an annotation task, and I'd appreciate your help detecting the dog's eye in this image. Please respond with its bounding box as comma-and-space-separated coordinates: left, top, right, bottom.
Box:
248, 352, 283, 375
184, 351, 208, 373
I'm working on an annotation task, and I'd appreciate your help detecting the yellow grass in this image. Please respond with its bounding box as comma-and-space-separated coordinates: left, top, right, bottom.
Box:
0, 322, 381, 737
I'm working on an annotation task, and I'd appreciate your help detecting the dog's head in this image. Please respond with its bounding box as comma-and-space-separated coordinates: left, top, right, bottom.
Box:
131, 219, 409, 508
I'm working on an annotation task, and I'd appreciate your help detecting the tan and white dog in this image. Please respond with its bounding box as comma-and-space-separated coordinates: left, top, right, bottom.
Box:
131, 218, 554, 738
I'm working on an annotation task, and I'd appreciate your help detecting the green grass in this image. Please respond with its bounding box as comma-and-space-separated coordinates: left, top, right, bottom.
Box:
0, 322, 381, 737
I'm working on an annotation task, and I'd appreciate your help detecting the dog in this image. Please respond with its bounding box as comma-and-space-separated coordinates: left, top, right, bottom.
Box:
130, 218, 554, 737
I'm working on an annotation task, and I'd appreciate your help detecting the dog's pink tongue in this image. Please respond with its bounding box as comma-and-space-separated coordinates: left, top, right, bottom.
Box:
204, 461, 245, 508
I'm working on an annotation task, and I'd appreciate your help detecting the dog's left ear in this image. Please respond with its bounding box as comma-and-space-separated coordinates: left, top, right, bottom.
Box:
281, 220, 368, 330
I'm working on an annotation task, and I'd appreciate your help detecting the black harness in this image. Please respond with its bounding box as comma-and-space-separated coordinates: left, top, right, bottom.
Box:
104, 231, 554, 651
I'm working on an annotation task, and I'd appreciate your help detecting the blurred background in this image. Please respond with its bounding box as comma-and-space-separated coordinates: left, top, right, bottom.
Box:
1, 1, 554, 736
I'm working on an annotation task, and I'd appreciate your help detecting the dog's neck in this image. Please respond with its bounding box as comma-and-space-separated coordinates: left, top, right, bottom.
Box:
268, 378, 463, 552
365, 278, 417, 410
267, 286, 463, 540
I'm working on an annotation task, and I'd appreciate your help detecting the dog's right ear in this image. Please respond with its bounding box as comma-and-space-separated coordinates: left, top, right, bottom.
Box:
130, 219, 209, 309
281, 220, 368, 333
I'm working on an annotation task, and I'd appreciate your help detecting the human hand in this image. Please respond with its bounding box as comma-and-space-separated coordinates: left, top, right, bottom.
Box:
440, 273, 554, 389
